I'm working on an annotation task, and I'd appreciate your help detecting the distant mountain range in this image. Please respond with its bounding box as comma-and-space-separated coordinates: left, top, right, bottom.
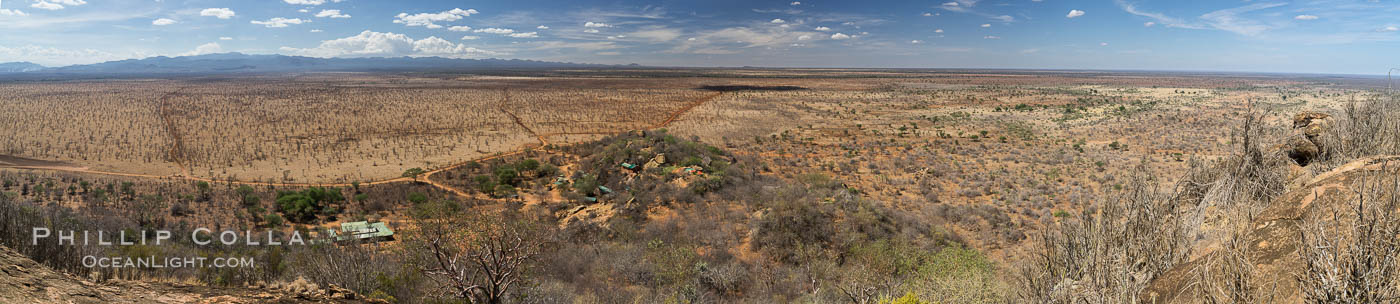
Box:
0, 62, 46, 73
0, 53, 611, 74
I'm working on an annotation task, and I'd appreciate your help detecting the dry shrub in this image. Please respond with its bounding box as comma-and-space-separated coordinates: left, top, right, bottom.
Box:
1016, 165, 1189, 303
287, 241, 415, 300
1315, 93, 1400, 169
1191, 230, 1272, 304
1297, 173, 1400, 303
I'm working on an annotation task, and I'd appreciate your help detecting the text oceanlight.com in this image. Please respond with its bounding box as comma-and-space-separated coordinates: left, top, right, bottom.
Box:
83, 256, 255, 269
32, 228, 312, 269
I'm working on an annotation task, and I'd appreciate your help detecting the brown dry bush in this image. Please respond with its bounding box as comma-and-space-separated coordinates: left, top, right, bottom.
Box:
1016, 164, 1190, 303
1297, 173, 1400, 303
1314, 93, 1400, 170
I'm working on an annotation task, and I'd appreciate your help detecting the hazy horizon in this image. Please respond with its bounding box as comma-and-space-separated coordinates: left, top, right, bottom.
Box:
2, 0, 1399, 75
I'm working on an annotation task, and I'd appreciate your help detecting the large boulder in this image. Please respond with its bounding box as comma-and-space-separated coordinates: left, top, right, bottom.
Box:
1282, 112, 1334, 166
1292, 112, 1332, 139
1286, 136, 1320, 166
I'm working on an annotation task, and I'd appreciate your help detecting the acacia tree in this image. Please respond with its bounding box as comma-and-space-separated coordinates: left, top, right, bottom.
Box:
403, 168, 427, 184
407, 202, 548, 304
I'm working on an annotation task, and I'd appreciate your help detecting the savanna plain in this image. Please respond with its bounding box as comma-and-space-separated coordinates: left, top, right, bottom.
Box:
2, 69, 1398, 303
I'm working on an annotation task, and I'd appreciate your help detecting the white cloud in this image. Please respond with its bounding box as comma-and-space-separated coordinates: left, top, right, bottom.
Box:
1113, 0, 1203, 30
983, 35, 1000, 39
30, 1, 63, 10
830, 32, 850, 40
980, 23, 990, 28
1066, 9, 1085, 18
283, 0, 342, 5
50, 0, 85, 5
1380, 26, 1399, 32
1294, 15, 1318, 21
910, 40, 922, 44
180, 42, 222, 56
1100, 42, 1108, 46
280, 30, 500, 58
993, 15, 1014, 22
28, 0, 81, 10
200, 8, 236, 19
299, 9, 309, 13
1144, 21, 1155, 27
666, 26, 826, 54
315, 9, 350, 19
770, 18, 785, 24
814, 26, 831, 31
447, 25, 472, 32
473, 27, 514, 34
460, 36, 479, 40
584, 21, 611, 28
935, 29, 944, 33
219, 37, 233, 40
940, 0, 980, 12
393, 8, 477, 28
922, 12, 933, 17
536, 25, 549, 30
1200, 3, 1286, 36
583, 29, 600, 33
790, 1, 801, 5
310, 29, 323, 32
410, 36, 479, 54
508, 32, 538, 38
530, 41, 621, 52
251, 17, 308, 28
152, 18, 177, 26
0, 45, 138, 66
1, 8, 28, 16
629, 27, 682, 42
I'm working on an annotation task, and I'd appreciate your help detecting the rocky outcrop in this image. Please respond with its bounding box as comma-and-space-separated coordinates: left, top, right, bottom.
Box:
1142, 155, 1400, 303
1284, 112, 1333, 166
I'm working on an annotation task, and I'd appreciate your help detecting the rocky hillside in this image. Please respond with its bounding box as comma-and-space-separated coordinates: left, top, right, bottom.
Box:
1143, 155, 1400, 303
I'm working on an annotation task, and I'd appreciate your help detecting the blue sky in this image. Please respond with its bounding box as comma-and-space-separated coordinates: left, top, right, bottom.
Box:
1, 0, 1397, 74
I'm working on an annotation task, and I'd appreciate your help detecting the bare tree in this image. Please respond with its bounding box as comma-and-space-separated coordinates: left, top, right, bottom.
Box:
408, 202, 547, 304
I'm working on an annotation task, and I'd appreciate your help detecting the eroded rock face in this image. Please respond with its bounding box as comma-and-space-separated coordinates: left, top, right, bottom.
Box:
1287, 136, 1320, 166
1142, 155, 1400, 304
1285, 112, 1334, 166
1292, 112, 1332, 138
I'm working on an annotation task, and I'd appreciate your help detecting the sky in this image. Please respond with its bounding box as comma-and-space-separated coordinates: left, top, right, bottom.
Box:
0, 0, 1398, 75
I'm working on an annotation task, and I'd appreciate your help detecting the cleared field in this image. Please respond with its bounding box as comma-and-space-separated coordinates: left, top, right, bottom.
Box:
1, 76, 727, 183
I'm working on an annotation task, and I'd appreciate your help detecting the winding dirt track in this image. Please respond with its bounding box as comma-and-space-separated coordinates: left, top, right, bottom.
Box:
2, 91, 725, 197
498, 88, 550, 146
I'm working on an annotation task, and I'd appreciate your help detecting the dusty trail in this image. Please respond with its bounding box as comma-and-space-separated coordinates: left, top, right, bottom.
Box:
2, 91, 724, 198
157, 88, 193, 177
655, 92, 722, 128
499, 88, 550, 146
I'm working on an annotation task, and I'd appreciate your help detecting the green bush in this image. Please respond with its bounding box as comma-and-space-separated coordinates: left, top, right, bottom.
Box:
407, 192, 428, 205
264, 213, 285, 227
275, 187, 343, 223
